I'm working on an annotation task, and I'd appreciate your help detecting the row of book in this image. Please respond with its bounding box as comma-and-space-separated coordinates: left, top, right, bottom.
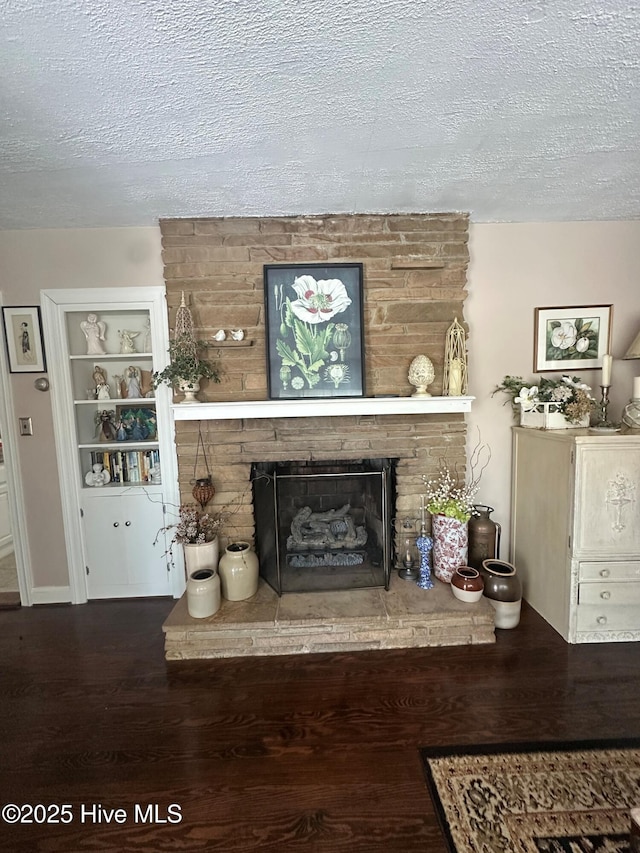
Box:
89, 449, 160, 484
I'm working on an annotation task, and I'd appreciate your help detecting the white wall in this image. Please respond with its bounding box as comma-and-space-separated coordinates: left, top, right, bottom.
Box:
466, 221, 640, 559
1, 221, 638, 599
0, 227, 164, 598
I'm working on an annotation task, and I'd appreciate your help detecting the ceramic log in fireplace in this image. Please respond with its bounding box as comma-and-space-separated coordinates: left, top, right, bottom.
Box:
252, 459, 394, 595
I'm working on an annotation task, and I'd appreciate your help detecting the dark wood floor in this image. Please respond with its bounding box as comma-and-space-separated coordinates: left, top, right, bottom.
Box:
1, 599, 639, 852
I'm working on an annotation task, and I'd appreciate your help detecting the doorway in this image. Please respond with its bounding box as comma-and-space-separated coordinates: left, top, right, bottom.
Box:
0, 295, 32, 606
0, 438, 19, 596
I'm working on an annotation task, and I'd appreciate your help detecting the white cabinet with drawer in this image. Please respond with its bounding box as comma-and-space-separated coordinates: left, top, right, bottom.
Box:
511, 427, 640, 643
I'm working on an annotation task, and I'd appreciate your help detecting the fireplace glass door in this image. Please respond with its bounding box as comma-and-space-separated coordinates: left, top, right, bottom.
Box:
253, 459, 393, 595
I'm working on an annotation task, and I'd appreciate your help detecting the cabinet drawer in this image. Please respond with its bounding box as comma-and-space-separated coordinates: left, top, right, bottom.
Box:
576, 604, 640, 633
578, 582, 640, 606
579, 561, 640, 582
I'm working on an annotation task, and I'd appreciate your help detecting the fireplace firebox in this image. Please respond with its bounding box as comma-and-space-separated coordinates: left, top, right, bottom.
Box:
252, 459, 394, 595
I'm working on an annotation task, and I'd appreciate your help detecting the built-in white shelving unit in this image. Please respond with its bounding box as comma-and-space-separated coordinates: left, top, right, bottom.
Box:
41, 287, 182, 604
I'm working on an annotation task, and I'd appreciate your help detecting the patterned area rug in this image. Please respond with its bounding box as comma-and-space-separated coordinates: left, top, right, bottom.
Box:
420, 740, 640, 853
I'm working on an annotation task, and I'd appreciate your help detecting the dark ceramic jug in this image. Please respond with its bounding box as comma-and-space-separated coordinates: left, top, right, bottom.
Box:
480, 559, 522, 602
468, 505, 501, 570
481, 559, 522, 629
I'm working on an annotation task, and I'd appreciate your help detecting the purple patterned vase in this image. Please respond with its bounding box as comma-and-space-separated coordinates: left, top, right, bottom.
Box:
431, 514, 469, 583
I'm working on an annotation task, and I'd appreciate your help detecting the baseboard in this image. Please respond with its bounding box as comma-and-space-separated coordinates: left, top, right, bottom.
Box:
30, 586, 72, 605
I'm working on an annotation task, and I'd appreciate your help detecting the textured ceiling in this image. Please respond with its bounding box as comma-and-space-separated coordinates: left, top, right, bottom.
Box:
1, 0, 639, 230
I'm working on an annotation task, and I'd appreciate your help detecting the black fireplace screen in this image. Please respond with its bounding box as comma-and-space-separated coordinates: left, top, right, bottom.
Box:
252, 459, 394, 595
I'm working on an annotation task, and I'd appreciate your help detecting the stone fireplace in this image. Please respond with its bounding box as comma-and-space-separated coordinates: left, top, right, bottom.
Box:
252, 458, 393, 595
160, 212, 471, 551
159, 213, 496, 658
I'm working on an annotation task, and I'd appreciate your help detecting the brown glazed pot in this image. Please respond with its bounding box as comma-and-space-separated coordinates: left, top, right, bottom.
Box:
481, 559, 522, 629
451, 566, 484, 603
480, 559, 522, 602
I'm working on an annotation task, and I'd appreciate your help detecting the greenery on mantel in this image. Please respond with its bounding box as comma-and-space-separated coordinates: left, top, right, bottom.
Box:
152, 333, 221, 389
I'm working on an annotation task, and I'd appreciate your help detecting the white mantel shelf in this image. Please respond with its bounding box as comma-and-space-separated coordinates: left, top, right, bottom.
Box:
171, 395, 474, 421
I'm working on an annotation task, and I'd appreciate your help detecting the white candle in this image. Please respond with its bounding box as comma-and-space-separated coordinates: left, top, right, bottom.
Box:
601, 353, 613, 387
448, 358, 463, 396
634, 376, 640, 400
420, 495, 425, 526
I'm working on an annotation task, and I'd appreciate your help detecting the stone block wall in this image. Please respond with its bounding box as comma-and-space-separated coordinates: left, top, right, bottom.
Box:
160, 213, 470, 550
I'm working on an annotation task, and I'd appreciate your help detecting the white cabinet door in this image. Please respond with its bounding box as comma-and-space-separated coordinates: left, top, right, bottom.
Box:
82, 493, 170, 599
574, 446, 640, 557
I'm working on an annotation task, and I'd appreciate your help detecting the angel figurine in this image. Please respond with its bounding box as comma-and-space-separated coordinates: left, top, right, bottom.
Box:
142, 319, 152, 353
94, 409, 117, 442
124, 365, 142, 399
85, 463, 110, 487
118, 329, 139, 355
81, 314, 106, 355
93, 365, 107, 390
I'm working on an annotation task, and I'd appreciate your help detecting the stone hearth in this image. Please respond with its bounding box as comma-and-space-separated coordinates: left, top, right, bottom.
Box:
162, 576, 495, 659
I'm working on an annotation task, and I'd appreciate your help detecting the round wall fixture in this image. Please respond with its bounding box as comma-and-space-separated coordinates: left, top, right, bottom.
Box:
34, 377, 49, 392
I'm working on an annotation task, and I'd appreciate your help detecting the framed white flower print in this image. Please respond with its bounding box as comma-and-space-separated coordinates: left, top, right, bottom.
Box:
264, 263, 364, 399
534, 305, 612, 372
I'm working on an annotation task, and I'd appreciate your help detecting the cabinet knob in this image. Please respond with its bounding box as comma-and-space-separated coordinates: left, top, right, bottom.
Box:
125, 521, 131, 527
599, 569, 610, 578
600, 591, 611, 600
596, 616, 607, 625
113, 522, 119, 528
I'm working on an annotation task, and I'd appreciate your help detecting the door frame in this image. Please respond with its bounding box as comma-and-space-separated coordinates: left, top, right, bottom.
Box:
0, 293, 34, 605
40, 286, 182, 603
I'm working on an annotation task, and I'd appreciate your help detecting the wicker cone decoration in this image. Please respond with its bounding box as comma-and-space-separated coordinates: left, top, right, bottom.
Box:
443, 317, 468, 396
175, 291, 197, 350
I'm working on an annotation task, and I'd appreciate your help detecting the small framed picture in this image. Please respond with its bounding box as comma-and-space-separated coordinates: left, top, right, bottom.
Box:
2, 306, 47, 373
115, 406, 157, 441
534, 305, 613, 372
264, 263, 365, 399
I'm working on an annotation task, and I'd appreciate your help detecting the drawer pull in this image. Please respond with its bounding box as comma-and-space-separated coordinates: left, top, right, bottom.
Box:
596, 616, 607, 625
600, 591, 611, 600
599, 569, 611, 578
113, 522, 119, 528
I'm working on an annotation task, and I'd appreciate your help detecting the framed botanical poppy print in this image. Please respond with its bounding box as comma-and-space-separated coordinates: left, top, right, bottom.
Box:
264, 263, 365, 400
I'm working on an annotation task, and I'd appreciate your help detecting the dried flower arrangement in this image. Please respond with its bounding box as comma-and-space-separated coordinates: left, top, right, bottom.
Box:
422, 439, 491, 523
170, 504, 223, 545
156, 503, 225, 566
422, 467, 479, 522
495, 374, 595, 424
